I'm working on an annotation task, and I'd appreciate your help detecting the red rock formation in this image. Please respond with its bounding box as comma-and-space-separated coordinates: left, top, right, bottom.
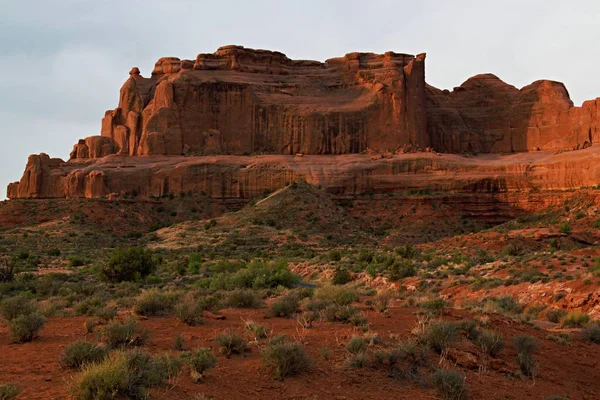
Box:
426, 75, 600, 153
87, 46, 429, 159
8, 147, 600, 200
8, 45, 600, 200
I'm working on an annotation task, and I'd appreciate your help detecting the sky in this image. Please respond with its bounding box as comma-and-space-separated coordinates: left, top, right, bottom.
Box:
1, 0, 599, 198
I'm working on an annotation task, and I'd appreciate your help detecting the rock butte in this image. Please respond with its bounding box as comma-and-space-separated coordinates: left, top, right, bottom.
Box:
7, 45, 600, 199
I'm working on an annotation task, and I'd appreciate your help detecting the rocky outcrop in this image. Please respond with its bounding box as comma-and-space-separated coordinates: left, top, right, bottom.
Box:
8, 147, 600, 199
64, 45, 600, 161
8, 46, 600, 200
86, 46, 429, 159
426, 75, 600, 153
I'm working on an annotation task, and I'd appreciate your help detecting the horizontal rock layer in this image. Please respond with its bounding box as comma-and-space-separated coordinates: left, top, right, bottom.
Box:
8, 147, 600, 200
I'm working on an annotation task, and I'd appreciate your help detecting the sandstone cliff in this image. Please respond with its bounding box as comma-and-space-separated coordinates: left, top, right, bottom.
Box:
8, 45, 600, 199
86, 46, 428, 159
9, 148, 600, 200
426, 74, 600, 153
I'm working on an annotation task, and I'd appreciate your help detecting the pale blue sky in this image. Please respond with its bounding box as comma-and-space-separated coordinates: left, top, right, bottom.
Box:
1, 0, 599, 198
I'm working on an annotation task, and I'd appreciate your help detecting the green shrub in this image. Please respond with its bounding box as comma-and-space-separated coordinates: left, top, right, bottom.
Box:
332, 269, 352, 285
502, 243, 522, 257
581, 323, 600, 344
422, 321, 458, 354
262, 341, 311, 380
61, 342, 108, 369
48, 248, 61, 257
0, 384, 20, 400
546, 333, 570, 345
430, 369, 468, 400
175, 295, 204, 326
9, 312, 46, 343
133, 289, 179, 316
346, 337, 367, 354
187, 348, 217, 383
559, 222, 572, 234
328, 250, 342, 262
103, 319, 149, 349
370, 292, 392, 313
387, 259, 417, 281
270, 294, 300, 318
322, 304, 359, 323
71, 350, 173, 399
223, 289, 264, 309
489, 295, 523, 315
348, 352, 370, 368
513, 335, 538, 377
74, 297, 105, 317
0, 259, 15, 283
395, 243, 418, 259
102, 247, 157, 283
546, 309, 567, 324
215, 331, 247, 358
314, 286, 359, 306
245, 321, 269, 340
420, 298, 447, 317
458, 319, 480, 340
0, 296, 35, 322
475, 330, 504, 357
561, 311, 590, 327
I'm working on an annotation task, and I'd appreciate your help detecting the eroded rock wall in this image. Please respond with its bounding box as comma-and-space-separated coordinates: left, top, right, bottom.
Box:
426, 75, 600, 153
9, 149, 600, 200
75, 46, 428, 160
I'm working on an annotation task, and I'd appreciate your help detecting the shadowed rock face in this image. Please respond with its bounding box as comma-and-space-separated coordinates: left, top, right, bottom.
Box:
426, 74, 600, 153
7, 46, 600, 199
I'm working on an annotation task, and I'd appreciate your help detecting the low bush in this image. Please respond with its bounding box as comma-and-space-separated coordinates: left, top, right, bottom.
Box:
175, 295, 205, 327
0, 259, 15, 283
513, 335, 538, 377
0, 296, 35, 322
475, 330, 504, 357
262, 340, 311, 380
223, 289, 264, 309
346, 337, 367, 354
314, 286, 359, 306
245, 321, 269, 340
187, 348, 217, 383
430, 369, 468, 400
546, 309, 567, 324
133, 289, 179, 316
488, 295, 523, 315
332, 269, 352, 285
270, 294, 300, 318
321, 304, 359, 323
581, 323, 600, 344
71, 350, 174, 399
559, 222, 572, 234
546, 333, 570, 345
9, 312, 46, 343
561, 311, 590, 328
370, 292, 392, 313
61, 342, 108, 369
421, 321, 458, 354
458, 319, 480, 340
102, 247, 157, 283
103, 319, 149, 349
420, 298, 447, 317
215, 331, 247, 358
0, 384, 20, 400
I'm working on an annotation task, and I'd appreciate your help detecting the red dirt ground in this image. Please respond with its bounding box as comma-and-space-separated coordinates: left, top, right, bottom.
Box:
1, 303, 599, 399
